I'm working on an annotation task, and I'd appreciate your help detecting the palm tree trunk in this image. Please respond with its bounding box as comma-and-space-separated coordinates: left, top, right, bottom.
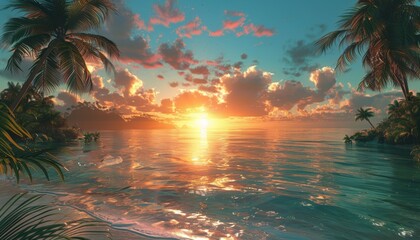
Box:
10, 78, 33, 112
367, 119, 375, 129
9, 41, 58, 112
393, 72, 410, 100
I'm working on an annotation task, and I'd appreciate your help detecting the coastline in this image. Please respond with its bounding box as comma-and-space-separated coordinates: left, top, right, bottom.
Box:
0, 179, 178, 240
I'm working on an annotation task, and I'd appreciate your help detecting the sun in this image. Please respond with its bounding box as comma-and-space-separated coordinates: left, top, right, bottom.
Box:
195, 113, 209, 129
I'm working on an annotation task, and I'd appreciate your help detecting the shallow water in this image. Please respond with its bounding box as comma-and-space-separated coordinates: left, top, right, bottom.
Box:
9, 127, 420, 239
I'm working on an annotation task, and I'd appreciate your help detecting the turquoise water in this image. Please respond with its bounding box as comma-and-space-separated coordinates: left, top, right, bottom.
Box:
14, 127, 420, 239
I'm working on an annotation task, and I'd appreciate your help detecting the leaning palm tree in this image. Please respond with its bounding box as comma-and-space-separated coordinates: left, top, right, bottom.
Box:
2, 0, 120, 111
316, 0, 420, 99
355, 107, 375, 129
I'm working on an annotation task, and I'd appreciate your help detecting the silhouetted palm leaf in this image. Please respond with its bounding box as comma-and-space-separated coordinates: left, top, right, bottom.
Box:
2, 0, 119, 111
0, 103, 64, 182
0, 193, 110, 240
316, 0, 420, 99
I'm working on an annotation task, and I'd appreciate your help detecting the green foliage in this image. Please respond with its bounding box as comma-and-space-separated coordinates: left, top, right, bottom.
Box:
1, 82, 80, 142
2, 0, 119, 110
377, 94, 420, 144
0, 193, 110, 240
84, 132, 100, 143
355, 107, 375, 129
0, 103, 64, 183
411, 145, 420, 161
316, 0, 420, 99
343, 135, 353, 144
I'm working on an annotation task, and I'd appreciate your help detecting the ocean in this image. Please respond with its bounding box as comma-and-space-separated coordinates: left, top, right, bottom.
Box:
1, 126, 419, 239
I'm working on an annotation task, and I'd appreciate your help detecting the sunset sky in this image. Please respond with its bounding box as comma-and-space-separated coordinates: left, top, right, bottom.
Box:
0, 0, 418, 125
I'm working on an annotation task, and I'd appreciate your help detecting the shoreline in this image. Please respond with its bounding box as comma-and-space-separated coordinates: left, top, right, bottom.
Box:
0, 179, 178, 240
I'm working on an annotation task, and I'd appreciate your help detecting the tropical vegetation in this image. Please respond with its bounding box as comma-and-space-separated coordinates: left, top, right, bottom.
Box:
2, 0, 119, 111
316, 0, 420, 100
355, 107, 375, 129
347, 94, 420, 160
0, 82, 80, 142
0, 103, 64, 182
0, 193, 110, 240
317, 0, 420, 159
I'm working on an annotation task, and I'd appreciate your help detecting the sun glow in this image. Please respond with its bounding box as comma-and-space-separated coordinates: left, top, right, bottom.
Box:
195, 114, 209, 129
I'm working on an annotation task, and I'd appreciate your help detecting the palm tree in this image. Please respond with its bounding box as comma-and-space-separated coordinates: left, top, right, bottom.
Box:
2, 0, 120, 112
316, 0, 420, 99
343, 134, 353, 144
355, 107, 375, 129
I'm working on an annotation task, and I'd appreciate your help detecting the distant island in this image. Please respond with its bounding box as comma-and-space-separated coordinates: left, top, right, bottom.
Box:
66, 102, 175, 130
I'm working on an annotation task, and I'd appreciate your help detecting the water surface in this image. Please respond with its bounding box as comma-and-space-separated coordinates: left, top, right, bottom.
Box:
11, 127, 420, 239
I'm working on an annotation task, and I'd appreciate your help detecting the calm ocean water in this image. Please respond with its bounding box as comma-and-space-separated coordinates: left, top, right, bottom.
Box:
8, 127, 420, 239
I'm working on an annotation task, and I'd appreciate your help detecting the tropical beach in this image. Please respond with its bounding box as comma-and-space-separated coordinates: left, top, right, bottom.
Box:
0, 0, 419, 239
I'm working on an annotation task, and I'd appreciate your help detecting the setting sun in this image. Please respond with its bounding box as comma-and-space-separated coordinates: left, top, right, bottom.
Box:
194, 113, 209, 129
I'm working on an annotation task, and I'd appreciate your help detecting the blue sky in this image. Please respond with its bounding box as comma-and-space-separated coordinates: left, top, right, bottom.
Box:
0, 0, 417, 123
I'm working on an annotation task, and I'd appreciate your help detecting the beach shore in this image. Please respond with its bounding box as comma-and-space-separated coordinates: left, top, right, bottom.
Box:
0, 179, 172, 240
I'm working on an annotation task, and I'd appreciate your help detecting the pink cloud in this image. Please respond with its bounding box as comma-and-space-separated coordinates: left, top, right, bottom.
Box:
150, 0, 185, 27
209, 29, 224, 37
176, 17, 206, 38
133, 14, 153, 31
223, 17, 245, 31
240, 23, 275, 37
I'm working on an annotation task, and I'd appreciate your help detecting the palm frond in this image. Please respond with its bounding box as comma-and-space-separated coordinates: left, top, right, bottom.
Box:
0, 103, 64, 182
57, 41, 93, 93
67, 0, 116, 31
68, 33, 119, 58
0, 193, 111, 240
30, 48, 62, 94
2, 17, 51, 46
4, 0, 50, 18
315, 30, 347, 53
6, 34, 51, 74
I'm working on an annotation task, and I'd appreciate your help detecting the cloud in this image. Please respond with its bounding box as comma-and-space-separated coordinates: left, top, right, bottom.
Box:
190, 65, 210, 76
157, 74, 165, 80
224, 10, 245, 17
268, 80, 318, 111
310, 67, 336, 92
219, 66, 272, 116
113, 68, 143, 96
283, 40, 319, 76
238, 24, 275, 37
176, 17, 206, 38
91, 70, 158, 115
158, 39, 197, 70
54, 91, 80, 111
169, 82, 179, 88
173, 90, 218, 112
101, 0, 162, 68
150, 0, 185, 27
223, 17, 245, 31
209, 29, 224, 37
158, 98, 174, 113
